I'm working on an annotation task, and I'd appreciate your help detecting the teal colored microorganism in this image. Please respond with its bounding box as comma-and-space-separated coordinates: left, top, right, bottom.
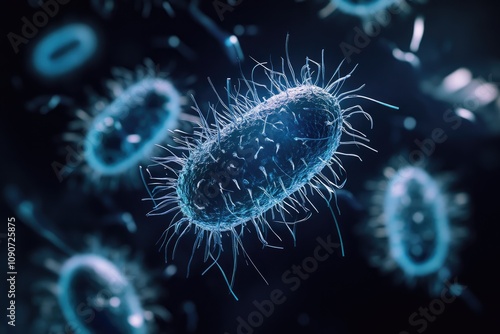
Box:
62, 59, 185, 190
32, 22, 98, 79
384, 166, 451, 277
144, 36, 398, 299
3, 184, 170, 333
319, 0, 425, 33
58, 254, 149, 334
361, 162, 471, 296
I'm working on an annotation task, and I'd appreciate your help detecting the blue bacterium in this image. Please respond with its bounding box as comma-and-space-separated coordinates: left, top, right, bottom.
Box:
58, 254, 149, 334
323, 0, 406, 18
143, 36, 398, 298
60, 59, 187, 189
3, 184, 170, 334
40, 245, 170, 334
361, 162, 470, 296
385, 166, 451, 278
319, 0, 424, 32
31, 22, 98, 79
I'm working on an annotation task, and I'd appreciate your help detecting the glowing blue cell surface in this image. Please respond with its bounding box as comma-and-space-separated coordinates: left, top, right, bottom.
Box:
32, 23, 98, 78
84, 77, 182, 176
145, 38, 397, 298
384, 166, 450, 277
361, 161, 470, 297
178, 85, 342, 231
58, 254, 147, 334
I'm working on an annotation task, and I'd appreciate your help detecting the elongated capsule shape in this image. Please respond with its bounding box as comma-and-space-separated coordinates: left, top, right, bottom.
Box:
384, 166, 451, 276
178, 85, 342, 231
58, 254, 147, 334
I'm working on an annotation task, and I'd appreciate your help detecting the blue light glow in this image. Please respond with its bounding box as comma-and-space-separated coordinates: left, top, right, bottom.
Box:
32, 23, 98, 79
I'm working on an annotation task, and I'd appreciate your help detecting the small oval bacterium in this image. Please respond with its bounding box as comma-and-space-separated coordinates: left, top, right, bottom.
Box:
32, 244, 170, 334
59, 254, 147, 334
319, 0, 424, 33
384, 166, 450, 277
32, 23, 98, 79
61, 60, 185, 190
3, 185, 176, 332
84, 77, 181, 176
145, 37, 398, 298
361, 162, 469, 295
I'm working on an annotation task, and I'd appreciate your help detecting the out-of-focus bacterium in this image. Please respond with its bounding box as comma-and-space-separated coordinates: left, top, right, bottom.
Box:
39, 244, 170, 334
31, 23, 98, 79
143, 36, 398, 299
319, 0, 423, 32
385, 166, 450, 278
62, 59, 187, 189
361, 163, 469, 296
323, 0, 404, 18
58, 254, 149, 334
3, 184, 170, 334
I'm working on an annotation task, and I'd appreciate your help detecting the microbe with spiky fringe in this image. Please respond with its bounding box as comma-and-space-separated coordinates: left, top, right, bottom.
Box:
143, 37, 398, 299
360, 160, 471, 297
59, 59, 189, 190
